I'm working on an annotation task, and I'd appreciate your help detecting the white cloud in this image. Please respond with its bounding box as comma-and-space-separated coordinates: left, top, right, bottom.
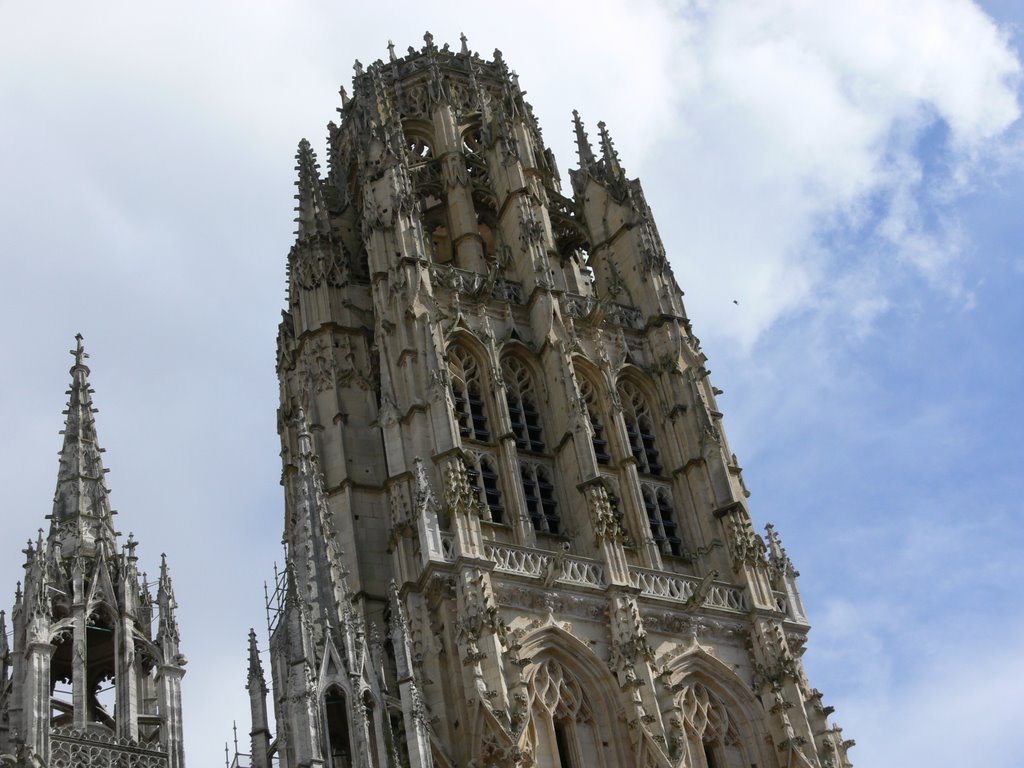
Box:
644, 0, 1022, 349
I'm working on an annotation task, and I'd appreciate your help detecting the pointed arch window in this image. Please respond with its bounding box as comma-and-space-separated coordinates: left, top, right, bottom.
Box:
449, 346, 490, 442
520, 462, 559, 534
324, 686, 352, 767
578, 377, 610, 465
503, 357, 545, 453
363, 690, 382, 767
618, 381, 662, 476
676, 683, 748, 768
466, 451, 505, 524
642, 484, 682, 557
529, 659, 601, 768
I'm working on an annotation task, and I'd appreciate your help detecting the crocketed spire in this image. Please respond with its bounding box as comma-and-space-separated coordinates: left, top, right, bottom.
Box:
48, 334, 118, 558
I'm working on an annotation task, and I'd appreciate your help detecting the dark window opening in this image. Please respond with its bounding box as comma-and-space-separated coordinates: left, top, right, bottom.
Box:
579, 378, 610, 464
554, 719, 575, 768
703, 742, 720, 768
521, 464, 559, 534
468, 455, 504, 524
450, 347, 490, 443
324, 688, 352, 768
620, 382, 663, 475
643, 487, 682, 557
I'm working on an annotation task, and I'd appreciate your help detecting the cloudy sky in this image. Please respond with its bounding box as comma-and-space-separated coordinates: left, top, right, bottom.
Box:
2, 1, 1022, 765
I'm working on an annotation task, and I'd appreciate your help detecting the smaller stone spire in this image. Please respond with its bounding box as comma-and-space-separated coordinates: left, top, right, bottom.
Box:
246, 627, 267, 691
0, 609, 9, 669
597, 120, 624, 179
294, 139, 330, 239
246, 628, 272, 768
49, 335, 118, 560
387, 39, 397, 62
764, 523, 795, 576
460, 32, 469, 55
764, 523, 807, 623
157, 553, 181, 653
572, 110, 597, 171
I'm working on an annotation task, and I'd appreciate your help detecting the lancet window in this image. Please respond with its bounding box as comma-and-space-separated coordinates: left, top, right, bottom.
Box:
578, 376, 610, 465
618, 381, 662, 475
528, 659, 600, 768
462, 124, 490, 186
520, 461, 559, 534
449, 346, 490, 443
405, 130, 450, 265
466, 451, 505, 524
642, 484, 682, 557
502, 357, 545, 453
675, 683, 748, 768
324, 686, 352, 768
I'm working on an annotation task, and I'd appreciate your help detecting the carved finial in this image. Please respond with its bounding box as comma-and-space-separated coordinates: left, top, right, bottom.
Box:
387, 39, 397, 62
765, 523, 796, 575
597, 120, 624, 178
423, 31, 434, 49
125, 532, 138, 560
339, 85, 349, 108
572, 110, 597, 170
460, 32, 469, 55
354, 59, 364, 76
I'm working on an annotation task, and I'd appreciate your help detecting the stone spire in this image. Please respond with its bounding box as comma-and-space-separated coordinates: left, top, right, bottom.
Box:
572, 109, 597, 171
597, 120, 624, 179
157, 553, 181, 657
0, 609, 8, 679
293, 139, 330, 239
287, 408, 355, 647
246, 628, 266, 692
246, 629, 271, 768
48, 334, 118, 559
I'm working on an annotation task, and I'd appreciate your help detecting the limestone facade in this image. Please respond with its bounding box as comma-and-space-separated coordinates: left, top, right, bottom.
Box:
240, 34, 853, 768
0, 336, 187, 768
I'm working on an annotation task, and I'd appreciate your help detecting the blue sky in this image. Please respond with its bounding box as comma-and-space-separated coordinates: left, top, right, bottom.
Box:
1, 2, 1021, 765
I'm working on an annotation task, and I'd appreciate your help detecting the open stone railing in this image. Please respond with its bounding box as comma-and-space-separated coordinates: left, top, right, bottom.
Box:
557, 554, 607, 589
485, 542, 546, 578
482, 543, 608, 590
439, 536, 749, 611
50, 727, 168, 768
629, 567, 748, 613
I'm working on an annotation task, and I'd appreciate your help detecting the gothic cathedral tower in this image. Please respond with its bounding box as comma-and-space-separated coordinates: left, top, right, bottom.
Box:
0, 337, 187, 768
244, 34, 853, 768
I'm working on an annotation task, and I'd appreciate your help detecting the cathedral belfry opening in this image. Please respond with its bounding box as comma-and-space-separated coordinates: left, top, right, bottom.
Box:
233, 32, 854, 768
